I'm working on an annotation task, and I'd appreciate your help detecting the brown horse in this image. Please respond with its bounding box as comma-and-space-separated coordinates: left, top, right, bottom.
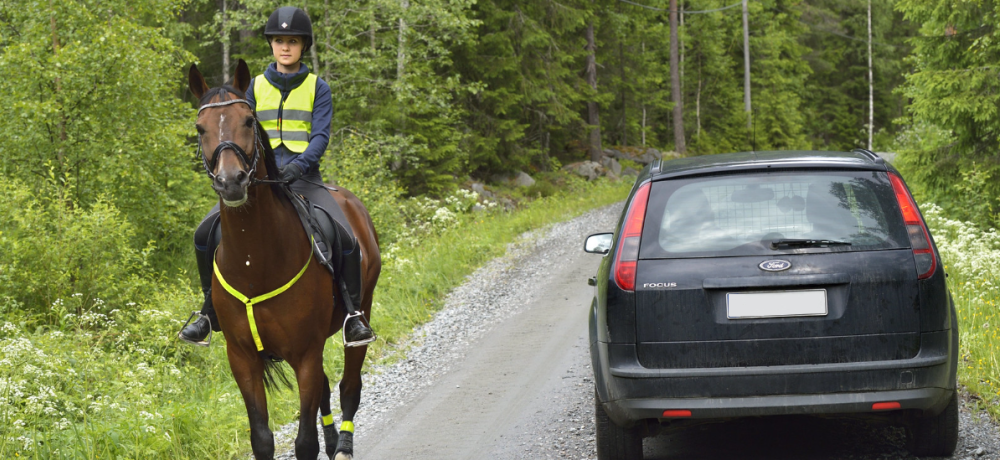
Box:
188, 59, 379, 460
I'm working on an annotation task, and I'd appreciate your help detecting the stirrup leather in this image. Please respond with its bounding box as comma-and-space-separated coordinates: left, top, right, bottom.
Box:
342, 311, 376, 348
177, 311, 213, 347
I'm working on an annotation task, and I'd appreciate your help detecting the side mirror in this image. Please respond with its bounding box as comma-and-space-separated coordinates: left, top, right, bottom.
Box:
584, 233, 613, 254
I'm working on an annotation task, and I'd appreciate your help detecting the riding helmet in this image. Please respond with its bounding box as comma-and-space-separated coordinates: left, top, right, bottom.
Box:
264, 7, 313, 53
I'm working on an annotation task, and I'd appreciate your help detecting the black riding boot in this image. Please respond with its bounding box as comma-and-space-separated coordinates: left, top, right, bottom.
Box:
341, 244, 375, 346
179, 246, 220, 345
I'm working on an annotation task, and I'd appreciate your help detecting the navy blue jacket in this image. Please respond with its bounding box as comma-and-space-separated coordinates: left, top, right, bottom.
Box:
247, 63, 332, 175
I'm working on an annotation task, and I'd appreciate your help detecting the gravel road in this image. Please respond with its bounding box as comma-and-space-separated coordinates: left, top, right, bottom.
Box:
274, 202, 1000, 460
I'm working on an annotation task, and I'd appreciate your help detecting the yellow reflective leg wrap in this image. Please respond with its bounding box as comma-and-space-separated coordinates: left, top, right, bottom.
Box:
340, 420, 355, 433
322, 414, 334, 426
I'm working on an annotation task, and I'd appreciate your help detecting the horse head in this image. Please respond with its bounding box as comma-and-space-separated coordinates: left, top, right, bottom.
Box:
189, 59, 258, 207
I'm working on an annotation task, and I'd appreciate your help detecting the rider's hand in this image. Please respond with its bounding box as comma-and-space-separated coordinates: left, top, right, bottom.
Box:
279, 164, 303, 184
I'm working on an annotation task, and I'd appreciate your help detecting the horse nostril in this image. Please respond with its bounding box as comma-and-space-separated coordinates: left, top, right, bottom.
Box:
213, 175, 226, 188
236, 170, 249, 185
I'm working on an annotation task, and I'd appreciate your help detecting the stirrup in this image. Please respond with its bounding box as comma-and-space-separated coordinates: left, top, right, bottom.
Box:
177, 311, 213, 347
342, 311, 376, 348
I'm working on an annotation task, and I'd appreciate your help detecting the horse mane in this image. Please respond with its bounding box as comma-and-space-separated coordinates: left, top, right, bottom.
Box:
199, 85, 286, 198
256, 125, 285, 198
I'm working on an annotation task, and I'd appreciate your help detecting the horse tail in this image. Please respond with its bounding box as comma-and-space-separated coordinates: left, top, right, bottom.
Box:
260, 353, 294, 393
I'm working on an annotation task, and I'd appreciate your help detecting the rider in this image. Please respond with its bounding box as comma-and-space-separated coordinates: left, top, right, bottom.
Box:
179, 6, 374, 346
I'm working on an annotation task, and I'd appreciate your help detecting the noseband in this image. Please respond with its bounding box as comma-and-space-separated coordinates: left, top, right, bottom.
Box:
197, 98, 278, 186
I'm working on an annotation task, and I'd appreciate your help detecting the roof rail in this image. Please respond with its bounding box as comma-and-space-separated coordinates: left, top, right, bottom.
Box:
851, 148, 884, 164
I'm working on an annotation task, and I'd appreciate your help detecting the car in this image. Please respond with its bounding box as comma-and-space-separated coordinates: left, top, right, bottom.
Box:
583, 149, 959, 459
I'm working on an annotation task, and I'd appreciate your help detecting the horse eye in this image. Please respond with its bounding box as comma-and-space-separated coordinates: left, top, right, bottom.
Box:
196, 124, 205, 135
245, 117, 255, 128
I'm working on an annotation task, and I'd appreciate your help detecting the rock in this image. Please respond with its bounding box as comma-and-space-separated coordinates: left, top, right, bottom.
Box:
490, 173, 510, 184
603, 148, 624, 160
646, 148, 662, 159
974, 447, 985, 456
562, 161, 603, 181
601, 157, 622, 176
636, 151, 656, 164
622, 167, 640, 177
471, 182, 493, 199
513, 171, 535, 187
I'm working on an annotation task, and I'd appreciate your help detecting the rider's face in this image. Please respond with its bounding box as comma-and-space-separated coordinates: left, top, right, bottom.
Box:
270, 35, 304, 72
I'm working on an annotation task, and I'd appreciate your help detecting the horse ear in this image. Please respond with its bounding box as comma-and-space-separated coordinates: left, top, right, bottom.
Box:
233, 59, 251, 94
188, 63, 209, 100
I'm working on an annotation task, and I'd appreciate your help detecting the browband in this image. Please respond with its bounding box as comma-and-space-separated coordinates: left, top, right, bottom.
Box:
198, 98, 251, 114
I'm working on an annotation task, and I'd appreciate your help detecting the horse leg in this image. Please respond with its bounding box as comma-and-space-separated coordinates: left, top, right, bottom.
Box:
293, 349, 326, 459
320, 374, 339, 458
335, 344, 368, 460
228, 346, 274, 459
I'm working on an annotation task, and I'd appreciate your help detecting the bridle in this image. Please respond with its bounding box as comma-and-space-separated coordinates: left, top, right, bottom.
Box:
196, 98, 283, 186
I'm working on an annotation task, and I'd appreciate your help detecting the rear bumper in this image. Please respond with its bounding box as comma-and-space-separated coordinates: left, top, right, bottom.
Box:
590, 330, 956, 427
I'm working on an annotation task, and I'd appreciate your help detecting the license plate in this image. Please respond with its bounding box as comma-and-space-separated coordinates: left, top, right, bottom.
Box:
727, 290, 827, 319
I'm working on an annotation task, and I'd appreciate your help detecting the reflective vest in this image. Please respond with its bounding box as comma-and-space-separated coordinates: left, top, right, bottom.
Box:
254, 73, 317, 153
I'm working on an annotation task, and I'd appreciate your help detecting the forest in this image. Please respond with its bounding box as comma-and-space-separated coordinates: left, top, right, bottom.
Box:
3, 0, 997, 266
3, 0, 1000, 456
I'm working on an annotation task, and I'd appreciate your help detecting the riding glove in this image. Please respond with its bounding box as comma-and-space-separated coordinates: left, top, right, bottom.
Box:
279, 164, 303, 184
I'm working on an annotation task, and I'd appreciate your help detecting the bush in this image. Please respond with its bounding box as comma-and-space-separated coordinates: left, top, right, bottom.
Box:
0, 180, 154, 324
322, 133, 406, 246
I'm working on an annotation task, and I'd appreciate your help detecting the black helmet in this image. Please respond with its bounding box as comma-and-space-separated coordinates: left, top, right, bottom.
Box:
265, 7, 313, 53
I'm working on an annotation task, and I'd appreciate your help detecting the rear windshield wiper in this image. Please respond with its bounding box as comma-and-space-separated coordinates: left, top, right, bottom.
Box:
770, 238, 852, 249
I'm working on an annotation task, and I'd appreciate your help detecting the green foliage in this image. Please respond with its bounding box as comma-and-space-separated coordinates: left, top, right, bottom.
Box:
0, 0, 208, 266
0, 180, 154, 325
798, 0, 914, 151
892, 0, 1000, 228
322, 133, 406, 246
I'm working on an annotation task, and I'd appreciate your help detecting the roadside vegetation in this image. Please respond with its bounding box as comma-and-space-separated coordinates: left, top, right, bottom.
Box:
923, 206, 1000, 421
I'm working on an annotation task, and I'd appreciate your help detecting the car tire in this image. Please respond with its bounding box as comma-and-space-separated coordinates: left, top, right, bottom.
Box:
595, 388, 643, 460
905, 391, 959, 457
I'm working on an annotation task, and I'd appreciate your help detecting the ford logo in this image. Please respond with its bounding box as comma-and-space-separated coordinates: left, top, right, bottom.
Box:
759, 260, 791, 271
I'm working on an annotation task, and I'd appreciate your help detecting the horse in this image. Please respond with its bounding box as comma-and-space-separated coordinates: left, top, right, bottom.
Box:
188, 59, 379, 460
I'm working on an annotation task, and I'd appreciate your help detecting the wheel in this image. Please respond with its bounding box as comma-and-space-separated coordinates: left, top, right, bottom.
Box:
905, 391, 959, 457
595, 388, 643, 460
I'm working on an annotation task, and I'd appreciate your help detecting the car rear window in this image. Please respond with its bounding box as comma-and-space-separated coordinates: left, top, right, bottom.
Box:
639, 170, 910, 258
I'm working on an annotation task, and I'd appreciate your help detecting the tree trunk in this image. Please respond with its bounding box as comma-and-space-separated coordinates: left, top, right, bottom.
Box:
867, 0, 874, 150
586, 18, 602, 162
742, 0, 751, 131
397, 0, 408, 82
220, 0, 230, 83
670, 0, 685, 153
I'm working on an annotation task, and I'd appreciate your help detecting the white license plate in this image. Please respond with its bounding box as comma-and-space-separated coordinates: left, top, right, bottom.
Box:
727, 290, 827, 319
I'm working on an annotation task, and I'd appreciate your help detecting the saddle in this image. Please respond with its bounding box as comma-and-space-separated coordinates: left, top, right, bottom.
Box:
281, 185, 355, 279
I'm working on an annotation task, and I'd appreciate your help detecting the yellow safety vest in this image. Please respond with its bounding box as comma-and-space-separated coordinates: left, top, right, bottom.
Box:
254, 73, 317, 153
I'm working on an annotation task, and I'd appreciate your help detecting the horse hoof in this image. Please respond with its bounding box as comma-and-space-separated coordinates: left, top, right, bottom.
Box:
334, 453, 353, 460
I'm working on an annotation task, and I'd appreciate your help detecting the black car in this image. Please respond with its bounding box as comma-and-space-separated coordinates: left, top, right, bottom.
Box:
584, 150, 958, 459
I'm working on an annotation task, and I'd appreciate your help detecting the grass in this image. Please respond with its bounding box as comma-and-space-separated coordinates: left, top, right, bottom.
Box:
0, 177, 630, 458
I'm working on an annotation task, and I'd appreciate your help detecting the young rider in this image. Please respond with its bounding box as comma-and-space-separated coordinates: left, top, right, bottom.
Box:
179, 6, 374, 346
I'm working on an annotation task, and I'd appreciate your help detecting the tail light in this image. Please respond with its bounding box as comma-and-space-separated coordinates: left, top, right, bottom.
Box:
888, 173, 937, 280
614, 182, 651, 291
